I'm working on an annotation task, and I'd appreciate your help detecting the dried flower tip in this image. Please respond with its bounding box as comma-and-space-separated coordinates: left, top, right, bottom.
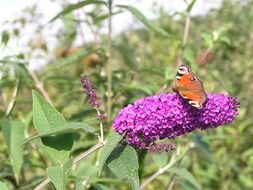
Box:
80, 74, 100, 108
97, 114, 106, 121
147, 143, 176, 152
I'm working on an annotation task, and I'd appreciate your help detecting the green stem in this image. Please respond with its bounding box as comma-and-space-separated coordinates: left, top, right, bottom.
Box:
140, 145, 192, 189
106, 0, 113, 121
5, 78, 20, 117
33, 142, 105, 190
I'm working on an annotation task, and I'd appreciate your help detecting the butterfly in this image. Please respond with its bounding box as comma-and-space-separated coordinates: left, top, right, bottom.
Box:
172, 64, 207, 109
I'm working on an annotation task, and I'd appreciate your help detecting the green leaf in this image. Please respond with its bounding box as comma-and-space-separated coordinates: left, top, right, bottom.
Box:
117, 5, 170, 37
201, 32, 213, 47
122, 84, 154, 96
0, 119, 25, 182
114, 44, 139, 70
168, 167, 201, 190
11, 63, 32, 84
186, 0, 197, 13
24, 122, 96, 144
106, 144, 139, 190
47, 167, 65, 190
47, 159, 73, 190
179, 181, 198, 190
92, 183, 111, 190
152, 153, 169, 168
32, 90, 73, 164
32, 90, 66, 134
74, 162, 97, 178
92, 11, 123, 24
183, 47, 195, 65
50, 0, 106, 22
1, 31, 9, 45
0, 182, 8, 190
99, 131, 124, 175
74, 162, 98, 190
192, 134, 213, 161
219, 36, 231, 45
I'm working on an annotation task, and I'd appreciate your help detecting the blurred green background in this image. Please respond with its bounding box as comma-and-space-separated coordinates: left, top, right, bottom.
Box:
0, 0, 252, 189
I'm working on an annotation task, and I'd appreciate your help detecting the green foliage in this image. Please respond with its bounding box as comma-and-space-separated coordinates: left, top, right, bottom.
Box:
0, 0, 252, 189
117, 5, 170, 37
1, 31, 10, 46
32, 90, 73, 164
47, 159, 72, 190
50, 0, 106, 22
0, 120, 24, 182
25, 122, 96, 144
107, 144, 139, 190
169, 167, 201, 190
0, 182, 9, 190
99, 131, 124, 175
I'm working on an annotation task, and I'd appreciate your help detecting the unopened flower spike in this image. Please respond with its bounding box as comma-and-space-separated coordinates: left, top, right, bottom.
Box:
80, 74, 101, 108
113, 93, 239, 148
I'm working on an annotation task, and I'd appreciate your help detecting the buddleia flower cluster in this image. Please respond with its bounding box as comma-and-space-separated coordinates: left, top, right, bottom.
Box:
113, 93, 239, 148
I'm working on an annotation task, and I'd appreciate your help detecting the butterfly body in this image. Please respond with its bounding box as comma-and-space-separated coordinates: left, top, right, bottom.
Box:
172, 64, 207, 109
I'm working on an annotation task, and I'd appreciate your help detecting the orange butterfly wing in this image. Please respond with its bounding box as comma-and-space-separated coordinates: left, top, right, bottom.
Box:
173, 65, 207, 109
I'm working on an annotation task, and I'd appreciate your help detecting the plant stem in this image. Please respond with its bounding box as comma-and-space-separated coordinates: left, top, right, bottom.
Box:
28, 69, 53, 104
181, 0, 197, 52
73, 141, 105, 164
33, 142, 105, 190
33, 178, 50, 190
76, 9, 86, 44
106, 0, 113, 121
182, 15, 191, 48
5, 78, 20, 117
140, 146, 190, 189
140, 154, 177, 189
95, 107, 104, 142
82, 9, 100, 45
167, 175, 176, 190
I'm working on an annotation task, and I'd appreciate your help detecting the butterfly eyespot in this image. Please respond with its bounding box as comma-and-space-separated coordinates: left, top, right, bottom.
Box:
190, 76, 196, 81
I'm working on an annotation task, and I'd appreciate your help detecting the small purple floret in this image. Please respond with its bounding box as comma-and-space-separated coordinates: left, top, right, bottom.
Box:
113, 93, 239, 147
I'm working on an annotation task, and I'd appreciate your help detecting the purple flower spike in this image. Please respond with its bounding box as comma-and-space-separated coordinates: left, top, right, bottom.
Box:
113, 93, 239, 148
80, 74, 100, 108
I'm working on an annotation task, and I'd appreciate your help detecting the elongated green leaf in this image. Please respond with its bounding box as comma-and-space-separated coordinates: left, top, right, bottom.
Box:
1, 119, 25, 182
107, 144, 139, 190
99, 131, 124, 175
50, 0, 106, 22
32, 90, 73, 164
25, 122, 96, 144
117, 5, 170, 37
47, 159, 73, 190
47, 167, 65, 190
1, 31, 9, 45
168, 167, 201, 190
186, 0, 197, 13
32, 90, 66, 134
11, 63, 32, 84
0, 182, 9, 190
